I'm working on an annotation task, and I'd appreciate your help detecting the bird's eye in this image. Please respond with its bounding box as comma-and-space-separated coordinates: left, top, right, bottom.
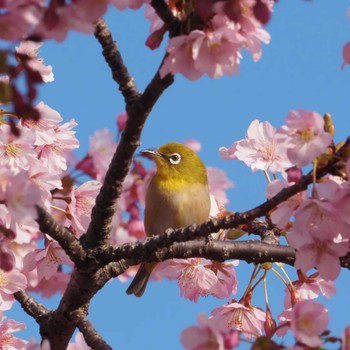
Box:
169, 153, 181, 165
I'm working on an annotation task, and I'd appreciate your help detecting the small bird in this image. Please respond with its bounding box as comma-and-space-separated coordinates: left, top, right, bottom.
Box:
126, 142, 211, 297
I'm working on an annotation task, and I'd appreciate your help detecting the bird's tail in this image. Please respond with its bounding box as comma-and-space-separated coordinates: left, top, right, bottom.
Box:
126, 262, 155, 297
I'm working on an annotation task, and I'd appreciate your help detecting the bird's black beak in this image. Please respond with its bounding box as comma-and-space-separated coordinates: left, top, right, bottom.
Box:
140, 149, 163, 160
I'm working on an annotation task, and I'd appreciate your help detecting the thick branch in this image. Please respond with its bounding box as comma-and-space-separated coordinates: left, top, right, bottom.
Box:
71, 310, 112, 350
36, 206, 86, 266
14, 290, 51, 325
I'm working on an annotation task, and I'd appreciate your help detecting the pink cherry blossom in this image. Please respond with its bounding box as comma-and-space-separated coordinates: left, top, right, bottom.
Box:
88, 129, 117, 181
22, 102, 63, 146
67, 181, 102, 236
275, 109, 333, 167
156, 258, 222, 302
0, 268, 27, 311
35, 1, 107, 42
204, 260, 239, 299
266, 180, 307, 229
16, 41, 54, 83
29, 271, 70, 298
23, 240, 72, 281
288, 228, 348, 281
181, 313, 240, 350
220, 120, 292, 173
0, 124, 37, 171
0, 312, 27, 349
184, 139, 202, 152
190, 17, 243, 78
0, 1, 43, 41
207, 167, 234, 206
290, 300, 328, 348
35, 118, 79, 172
341, 41, 350, 70
284, 272, 336, 309
211, 302, 266, 339
4, 171, 42, 229
160, 33, 204, 80
28, 163, 62, 210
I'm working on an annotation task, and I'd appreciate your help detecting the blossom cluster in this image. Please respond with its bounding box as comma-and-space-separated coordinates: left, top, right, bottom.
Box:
182, 108, 350, 349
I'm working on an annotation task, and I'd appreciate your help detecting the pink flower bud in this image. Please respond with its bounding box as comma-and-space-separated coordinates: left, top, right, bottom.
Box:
286, 166, 302, 183
145, 26, 166, 50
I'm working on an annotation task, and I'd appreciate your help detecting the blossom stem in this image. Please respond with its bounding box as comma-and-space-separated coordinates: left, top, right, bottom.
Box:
263, 170, 271, 183
50, 205, 68, 214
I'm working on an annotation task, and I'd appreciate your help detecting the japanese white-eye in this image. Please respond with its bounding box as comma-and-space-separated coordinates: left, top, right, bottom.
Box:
126, 142, 211, 297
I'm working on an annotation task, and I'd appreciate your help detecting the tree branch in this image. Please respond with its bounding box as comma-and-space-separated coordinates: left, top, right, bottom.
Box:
70, 310, 112, 350
14, 290, 51, 325
36, 206, 86, 266
94, 19, 141, 104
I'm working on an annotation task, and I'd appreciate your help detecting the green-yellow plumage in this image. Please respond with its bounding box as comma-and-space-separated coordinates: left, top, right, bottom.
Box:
126, 142, 211, 297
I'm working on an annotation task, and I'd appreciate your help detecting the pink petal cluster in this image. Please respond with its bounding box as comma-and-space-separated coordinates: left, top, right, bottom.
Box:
266, 179, 307, 229
23, 240, 72, 282
159, 10, 271, 80
288, 181, 349, 281
289, 300, 329, 348
0, 0, 114, 42
211, 302, 266, 339
0, 312, 27, 349
67, 181, 102, 236
156, 258, 238, 302
275, 109, 332, 167
16, 41, 54, 83
181, 313, 240, 350
220, 120, 292, 174
0, 269, 27, 311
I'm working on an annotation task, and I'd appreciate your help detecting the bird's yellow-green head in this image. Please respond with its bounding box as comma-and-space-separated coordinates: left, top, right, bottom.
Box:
141, 142, 208, 190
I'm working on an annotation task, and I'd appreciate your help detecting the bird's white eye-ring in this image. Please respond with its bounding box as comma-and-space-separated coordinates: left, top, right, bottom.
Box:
169, 153, 182, 165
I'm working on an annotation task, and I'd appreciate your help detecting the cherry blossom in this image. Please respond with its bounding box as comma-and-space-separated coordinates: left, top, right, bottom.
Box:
0, 312, 27, 349
181, 313, 240, 350
211, 302, 266, 339
290, 300, 328, 348
67, 181, 102, 236
275, 109, 333, 167
283, 272, 336, 309
266, 180, 307, 229
0, 124, 37, 171
221, 120, 292, 174
0, 268, 27, 311
207, 167, 234, 206
87, 129, 118, 181
23, 240, 72, 281
35, 118, 79, 172
16, 41, 54, 83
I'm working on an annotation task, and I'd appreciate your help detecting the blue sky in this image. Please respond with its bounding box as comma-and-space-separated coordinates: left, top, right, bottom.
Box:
7, 1, 350, 349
